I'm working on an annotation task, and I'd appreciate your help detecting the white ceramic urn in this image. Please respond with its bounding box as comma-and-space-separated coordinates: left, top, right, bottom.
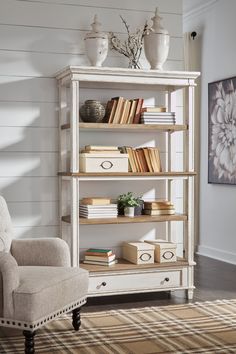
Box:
144, 8, 170, 70
84, 15, 108, 67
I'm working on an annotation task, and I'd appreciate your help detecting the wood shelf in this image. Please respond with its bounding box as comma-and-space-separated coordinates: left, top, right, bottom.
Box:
62, 213, 187, 225
58, 171, 196, 177
61, 122, 188, 132
80, 258, 189, 273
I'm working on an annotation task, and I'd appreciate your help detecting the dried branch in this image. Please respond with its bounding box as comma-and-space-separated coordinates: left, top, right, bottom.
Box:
109, 17, 148, 69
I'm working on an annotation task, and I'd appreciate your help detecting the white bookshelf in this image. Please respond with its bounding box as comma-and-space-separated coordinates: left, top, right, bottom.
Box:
56, 66, 200, 299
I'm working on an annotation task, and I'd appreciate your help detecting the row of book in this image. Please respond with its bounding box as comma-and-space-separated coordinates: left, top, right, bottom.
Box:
79, 197, 176, 219
141, 112, 176, 125
83, 248, 117, 266
103, 97, 144, 124
143, 200, 175, 216
120, 146, 162, 173
103, 98, 173, 125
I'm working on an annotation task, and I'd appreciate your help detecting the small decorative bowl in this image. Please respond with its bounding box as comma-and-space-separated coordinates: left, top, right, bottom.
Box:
79, 100, 105, 123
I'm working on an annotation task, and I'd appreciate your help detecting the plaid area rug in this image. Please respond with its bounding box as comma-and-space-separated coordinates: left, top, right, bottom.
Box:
0, 299, 236, 354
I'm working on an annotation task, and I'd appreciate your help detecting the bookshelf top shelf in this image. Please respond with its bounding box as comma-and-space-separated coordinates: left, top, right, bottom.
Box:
61, 122, 188, 132
56, 66, 200, 90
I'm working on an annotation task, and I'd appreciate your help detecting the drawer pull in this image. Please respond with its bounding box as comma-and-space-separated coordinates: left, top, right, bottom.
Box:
164, 277, 170, 282
96, 281, 107, 289
100, 161, 113, 170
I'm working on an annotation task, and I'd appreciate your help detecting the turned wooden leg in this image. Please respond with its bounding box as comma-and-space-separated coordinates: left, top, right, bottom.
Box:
72, 307, 81, 331
23, 330, 36, 354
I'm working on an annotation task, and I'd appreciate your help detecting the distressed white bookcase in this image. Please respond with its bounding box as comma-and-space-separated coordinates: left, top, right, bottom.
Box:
56, 66, 200, 299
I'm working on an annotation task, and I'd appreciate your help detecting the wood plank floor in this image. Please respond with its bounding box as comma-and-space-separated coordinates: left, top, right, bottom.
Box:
84, 255, 236, 312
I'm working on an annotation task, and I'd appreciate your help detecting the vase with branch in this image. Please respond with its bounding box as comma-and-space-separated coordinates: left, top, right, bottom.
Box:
109, 16, 148, 69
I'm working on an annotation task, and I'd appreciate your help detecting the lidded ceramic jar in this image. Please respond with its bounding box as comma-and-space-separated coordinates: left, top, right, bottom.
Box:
84, 15, 108, 67
79, 100, 105, 123
144, 8, 170, 70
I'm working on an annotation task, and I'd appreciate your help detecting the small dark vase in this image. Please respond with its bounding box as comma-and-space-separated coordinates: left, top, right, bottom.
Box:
134, 201, 144, 216
79, 100, 105, 123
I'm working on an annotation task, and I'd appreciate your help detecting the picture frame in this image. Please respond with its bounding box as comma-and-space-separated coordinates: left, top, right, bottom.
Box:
208, 76, 236, 185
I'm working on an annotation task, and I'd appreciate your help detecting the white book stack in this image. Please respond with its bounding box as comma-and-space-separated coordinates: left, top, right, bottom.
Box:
141, 112, 176, 125
79, 204, 118, 219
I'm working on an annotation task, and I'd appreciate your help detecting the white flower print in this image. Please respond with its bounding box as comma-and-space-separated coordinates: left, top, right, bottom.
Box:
209, 79, 236, 183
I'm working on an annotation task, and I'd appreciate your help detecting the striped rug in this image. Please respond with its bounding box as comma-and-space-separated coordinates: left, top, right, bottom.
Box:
0, 299, 236, 353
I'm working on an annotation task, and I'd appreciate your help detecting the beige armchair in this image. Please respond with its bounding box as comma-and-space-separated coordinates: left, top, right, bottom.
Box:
0, 196, 88, 354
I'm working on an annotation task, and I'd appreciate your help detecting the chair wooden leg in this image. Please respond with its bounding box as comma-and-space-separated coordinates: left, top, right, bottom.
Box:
23, 330, 36, 354
72, 307, 81, 331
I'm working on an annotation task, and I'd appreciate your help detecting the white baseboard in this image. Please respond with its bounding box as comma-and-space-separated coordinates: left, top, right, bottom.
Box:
197, 245, 236, 265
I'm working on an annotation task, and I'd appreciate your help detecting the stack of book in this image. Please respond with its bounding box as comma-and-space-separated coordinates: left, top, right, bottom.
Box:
143, 200, 175, 216
140, 107, 176, 125
83, 248, 117, 266
81, 145, 122, 155
103, 97, 144, 124
119, 146, 162, 172
80, 197, 118, 219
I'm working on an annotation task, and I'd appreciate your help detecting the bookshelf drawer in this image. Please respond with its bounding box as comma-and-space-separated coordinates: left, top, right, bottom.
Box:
88, 270, 182, 295
79, 153, 129, 173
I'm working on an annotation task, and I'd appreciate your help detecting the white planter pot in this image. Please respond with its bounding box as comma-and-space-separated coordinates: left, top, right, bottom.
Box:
124, 207, 135, 217
144, 8, 169, 70
84, 15, 108, 67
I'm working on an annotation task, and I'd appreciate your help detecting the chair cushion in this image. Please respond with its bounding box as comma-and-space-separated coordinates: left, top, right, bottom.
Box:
0, 196, 13, 252
13, 266, 88, 323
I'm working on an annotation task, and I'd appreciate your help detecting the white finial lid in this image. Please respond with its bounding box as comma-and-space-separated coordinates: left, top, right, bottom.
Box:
150, 7, 168, 35
85, 15, 107, 39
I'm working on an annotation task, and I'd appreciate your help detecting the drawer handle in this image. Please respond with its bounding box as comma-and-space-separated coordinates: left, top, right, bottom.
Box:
96, 281, 107, 289
164, 277, 169, 282
139, 253, 152, 262
100, 161, 113, 170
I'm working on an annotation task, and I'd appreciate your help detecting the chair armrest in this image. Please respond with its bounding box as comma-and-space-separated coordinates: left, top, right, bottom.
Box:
0, 252, 19, 318
11, 238, 71, 267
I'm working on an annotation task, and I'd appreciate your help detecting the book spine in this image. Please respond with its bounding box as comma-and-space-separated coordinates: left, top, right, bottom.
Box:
132, 98, 144, 124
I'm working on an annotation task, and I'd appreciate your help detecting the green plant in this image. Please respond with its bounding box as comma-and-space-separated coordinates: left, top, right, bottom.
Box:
117, 192, 142, 208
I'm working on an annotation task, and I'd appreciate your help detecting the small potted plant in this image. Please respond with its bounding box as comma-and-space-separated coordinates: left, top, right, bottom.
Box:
117, 192, 143, 217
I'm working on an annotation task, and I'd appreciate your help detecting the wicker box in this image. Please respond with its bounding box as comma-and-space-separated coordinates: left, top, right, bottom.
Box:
123, 242, 155, 265
79, 153, 129, 173
145, 240, 177, 263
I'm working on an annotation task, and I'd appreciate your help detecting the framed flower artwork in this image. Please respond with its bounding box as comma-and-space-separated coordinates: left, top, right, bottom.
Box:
208, 76, 236, 184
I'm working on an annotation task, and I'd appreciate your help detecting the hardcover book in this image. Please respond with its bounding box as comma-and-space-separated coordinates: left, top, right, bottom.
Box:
85, 145, 119, 151
132, 98, 144, 124
111, 97, 125, 124
83, 259, 117, 266
80, 197, 111, 205
144, 200, 173, 207
141, 107, 167, 113
143, 209, 175, 215
85, 249, 113, 256
84, 254, 116, 262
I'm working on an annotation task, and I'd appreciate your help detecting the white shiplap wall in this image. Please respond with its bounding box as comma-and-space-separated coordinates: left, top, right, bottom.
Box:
0, 0, 183, 240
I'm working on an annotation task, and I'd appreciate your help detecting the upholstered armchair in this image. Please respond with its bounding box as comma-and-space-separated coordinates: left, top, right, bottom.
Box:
0, 196, 89, 354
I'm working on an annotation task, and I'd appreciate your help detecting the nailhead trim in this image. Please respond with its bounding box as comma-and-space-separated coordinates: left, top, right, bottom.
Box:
0, 297, 87, 331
